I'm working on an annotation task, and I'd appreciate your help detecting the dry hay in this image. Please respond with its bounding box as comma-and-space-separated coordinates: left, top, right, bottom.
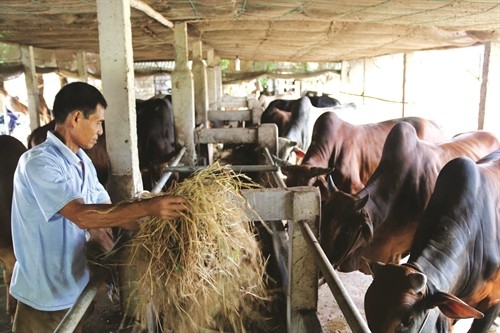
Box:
125, 163, 272, 332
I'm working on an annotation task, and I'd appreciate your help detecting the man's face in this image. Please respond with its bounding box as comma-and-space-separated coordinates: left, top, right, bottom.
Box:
74, 104, 105, 150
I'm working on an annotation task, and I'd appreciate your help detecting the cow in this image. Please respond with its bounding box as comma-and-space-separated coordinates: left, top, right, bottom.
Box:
364, 150, 500, 333
27, 95, 177, 191
135, 95, 178, 190
320, 122, 500, 274
0, 135, 26, 320
260, 96, 355, 162
279, 111, 447, 197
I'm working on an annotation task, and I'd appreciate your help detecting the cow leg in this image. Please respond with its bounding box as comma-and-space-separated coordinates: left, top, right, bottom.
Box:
467, 304, 500, 333
0, 246, 17, 320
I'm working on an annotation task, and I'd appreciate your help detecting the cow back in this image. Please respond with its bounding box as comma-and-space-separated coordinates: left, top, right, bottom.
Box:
321, 122, 498, 273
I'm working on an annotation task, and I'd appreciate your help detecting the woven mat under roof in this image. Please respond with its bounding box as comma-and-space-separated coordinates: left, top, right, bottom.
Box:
0, 0, 499, 68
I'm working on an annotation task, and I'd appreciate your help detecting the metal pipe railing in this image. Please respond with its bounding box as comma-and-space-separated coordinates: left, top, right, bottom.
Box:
298, 220, 371, 333
157, 164, 279, 173
54, 232, 131, 333
151, 146, 186, 193
262, 147, 286, 188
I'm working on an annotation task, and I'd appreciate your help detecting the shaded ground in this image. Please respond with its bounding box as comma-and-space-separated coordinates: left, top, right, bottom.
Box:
0, 267, 126, 333
2, 267, 499, 332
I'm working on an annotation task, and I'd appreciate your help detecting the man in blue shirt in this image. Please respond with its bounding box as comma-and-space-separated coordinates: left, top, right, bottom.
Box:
10, 81, 187, 333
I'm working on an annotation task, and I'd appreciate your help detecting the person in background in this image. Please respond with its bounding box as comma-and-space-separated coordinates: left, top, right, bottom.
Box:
9, 81, 187, 333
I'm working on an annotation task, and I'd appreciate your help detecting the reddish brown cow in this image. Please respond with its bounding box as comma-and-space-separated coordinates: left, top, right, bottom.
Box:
364, 150, 500, 333
280, 112, 446, 197
0, 135, 26, 319
320, 122, 499, 274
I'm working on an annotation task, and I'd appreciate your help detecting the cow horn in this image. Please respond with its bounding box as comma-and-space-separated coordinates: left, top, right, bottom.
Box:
354, 193, 370, 211
310, 167, 335, 177
408, 272, 427, 294
272, 154, 294, 168
328, 174, 339, 192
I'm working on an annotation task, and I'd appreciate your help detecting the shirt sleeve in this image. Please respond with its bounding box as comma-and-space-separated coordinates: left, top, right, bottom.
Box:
24, 155, 82, 222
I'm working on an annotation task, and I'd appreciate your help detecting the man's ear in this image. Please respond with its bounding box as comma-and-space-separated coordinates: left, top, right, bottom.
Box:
70, 110, 81, 126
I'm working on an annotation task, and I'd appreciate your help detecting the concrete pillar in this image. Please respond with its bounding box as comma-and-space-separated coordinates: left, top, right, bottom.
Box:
172, 22, 196, 166
96, 0, 142, 202
215, 56, 223, 103
206, 48, 217, 110
20, 45, 40, 130
191, 41, 208, 126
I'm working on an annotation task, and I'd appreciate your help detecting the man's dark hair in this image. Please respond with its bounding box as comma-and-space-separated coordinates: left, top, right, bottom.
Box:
52, 81, 107, 123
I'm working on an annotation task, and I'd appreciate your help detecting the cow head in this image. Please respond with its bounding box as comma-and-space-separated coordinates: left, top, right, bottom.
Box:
320, 189, 372, 271
364, 260, 484, 333
280, 164, 334, 199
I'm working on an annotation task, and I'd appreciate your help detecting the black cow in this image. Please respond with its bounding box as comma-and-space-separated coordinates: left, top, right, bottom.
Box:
0, 135, 26, 319
364, 150, 500, 333
28, 95, 177, 191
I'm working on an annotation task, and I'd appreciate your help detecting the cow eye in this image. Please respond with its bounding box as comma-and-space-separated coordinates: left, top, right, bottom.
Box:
398, 315, 413, 330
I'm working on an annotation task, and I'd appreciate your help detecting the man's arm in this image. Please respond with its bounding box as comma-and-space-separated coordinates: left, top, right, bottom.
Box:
59, 195, 187, 230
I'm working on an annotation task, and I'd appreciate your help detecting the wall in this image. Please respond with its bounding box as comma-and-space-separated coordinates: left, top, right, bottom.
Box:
336, 44, 500, 138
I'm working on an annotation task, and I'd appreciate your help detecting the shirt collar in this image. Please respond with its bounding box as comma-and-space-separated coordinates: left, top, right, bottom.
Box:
46, 131, 83, 165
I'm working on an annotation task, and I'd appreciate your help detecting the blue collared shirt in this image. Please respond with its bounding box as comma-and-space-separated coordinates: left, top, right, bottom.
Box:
10, 131, 110, 311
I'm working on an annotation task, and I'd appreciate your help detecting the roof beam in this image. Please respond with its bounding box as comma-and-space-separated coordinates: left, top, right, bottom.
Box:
130, 0, 174, 29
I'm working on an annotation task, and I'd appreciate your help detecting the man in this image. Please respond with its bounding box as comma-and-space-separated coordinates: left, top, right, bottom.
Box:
10, 82, 187, 333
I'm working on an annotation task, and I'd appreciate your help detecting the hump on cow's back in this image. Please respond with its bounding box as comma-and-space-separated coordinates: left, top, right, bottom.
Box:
380, 121, 419, 162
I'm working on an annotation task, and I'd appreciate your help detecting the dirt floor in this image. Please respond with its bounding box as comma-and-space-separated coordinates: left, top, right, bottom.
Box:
1, 268, 499, 333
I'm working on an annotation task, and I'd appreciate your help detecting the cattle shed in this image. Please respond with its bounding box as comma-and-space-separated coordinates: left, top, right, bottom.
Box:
1, 1, 500, 333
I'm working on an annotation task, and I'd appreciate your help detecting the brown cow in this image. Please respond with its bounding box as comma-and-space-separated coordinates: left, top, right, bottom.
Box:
364, 150, 500, 332
280, 111, 446, 197
0, 135, 26, 319
320, 121, 500, 274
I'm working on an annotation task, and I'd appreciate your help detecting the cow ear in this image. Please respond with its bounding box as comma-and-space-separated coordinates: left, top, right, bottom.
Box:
354, 193, 369, 211
361, 219, 374, 243
408, 272, 427, 294
428, 291, 484, 320
363, 257, 384, 278
292, 146, 306, 159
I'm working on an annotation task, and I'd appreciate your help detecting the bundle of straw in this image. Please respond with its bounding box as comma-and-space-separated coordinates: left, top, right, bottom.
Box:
125, 163, 271, 332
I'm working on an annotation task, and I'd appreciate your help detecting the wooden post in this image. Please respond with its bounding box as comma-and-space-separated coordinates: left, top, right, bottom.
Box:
479, 42, 500, 133
20, 45, 40, 131
77, 52, 88, 82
